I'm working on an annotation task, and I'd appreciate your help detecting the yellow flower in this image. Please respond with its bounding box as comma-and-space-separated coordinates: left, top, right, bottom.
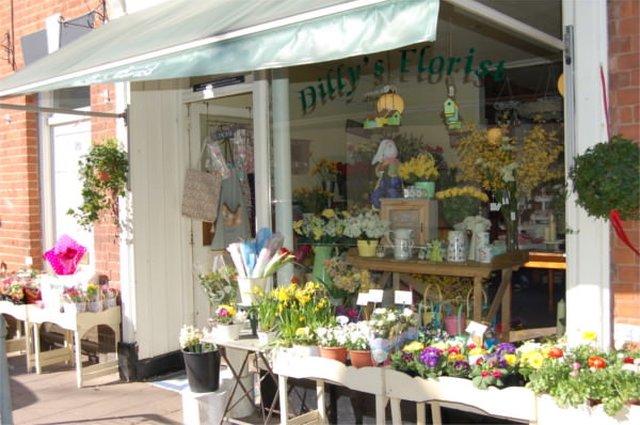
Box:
582, 331, 597, 342
523, 351, 544, 369
503, 353, 517, 366
403, 341, 424, 352
321, 209, 336, 219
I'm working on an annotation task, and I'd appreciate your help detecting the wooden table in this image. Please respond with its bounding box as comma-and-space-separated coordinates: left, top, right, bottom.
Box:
26, 305, 121, 388
346, 249, 528, 341
523, 251, 566, 312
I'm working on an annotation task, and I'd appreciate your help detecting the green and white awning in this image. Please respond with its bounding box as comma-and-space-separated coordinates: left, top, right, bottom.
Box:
0, 0, 440, 97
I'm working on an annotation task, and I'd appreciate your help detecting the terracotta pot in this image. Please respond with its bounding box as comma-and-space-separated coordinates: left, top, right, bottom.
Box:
348, 350, 373, 368
319, 346, 347, 364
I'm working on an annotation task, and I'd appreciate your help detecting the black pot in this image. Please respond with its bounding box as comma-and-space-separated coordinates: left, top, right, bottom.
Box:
182, 349, 221, 393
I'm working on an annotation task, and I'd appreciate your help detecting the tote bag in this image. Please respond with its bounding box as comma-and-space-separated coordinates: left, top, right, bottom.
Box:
181, 170, 222, 223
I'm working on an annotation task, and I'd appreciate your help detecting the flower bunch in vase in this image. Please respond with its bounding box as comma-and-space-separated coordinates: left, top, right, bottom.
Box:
273, 281, 332, 347
436, 185, 489, 227
324, 255, 372, 305
293, 209, 348, 245
227, 228, 295, 279
213, 304, 239, 325
198, 265, 238, 308
398, 153, 439, 185
342, 208, 389, 242
454, 123, 562, 250
179, 324, 216, 353
311, 159, 341, 182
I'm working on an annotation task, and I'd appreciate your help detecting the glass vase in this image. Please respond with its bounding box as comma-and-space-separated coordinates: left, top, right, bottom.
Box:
500, 182, 519, 252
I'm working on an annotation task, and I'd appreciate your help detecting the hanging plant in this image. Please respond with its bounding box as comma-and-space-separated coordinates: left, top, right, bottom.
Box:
569, 135, 639, 221
67, 138, 129, 230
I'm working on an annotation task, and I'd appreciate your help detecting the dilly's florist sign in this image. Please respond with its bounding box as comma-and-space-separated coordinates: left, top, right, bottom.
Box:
299, 47, 506, 115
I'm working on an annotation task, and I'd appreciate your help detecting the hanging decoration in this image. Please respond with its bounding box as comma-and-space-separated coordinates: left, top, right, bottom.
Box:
363, 86, 404, 129
442, 79, 462, 131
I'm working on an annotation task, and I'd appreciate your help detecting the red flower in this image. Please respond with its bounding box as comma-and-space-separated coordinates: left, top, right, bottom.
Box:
623, 357, 634, 364
481, 371, 490, 377
587, 356, 607, 369
492, 370, 502, 378
448, 346, 460, 355
548, 347, 564, 359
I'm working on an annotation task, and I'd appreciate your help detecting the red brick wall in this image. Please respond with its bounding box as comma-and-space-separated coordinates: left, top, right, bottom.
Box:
0, 0, 120, 284
608, 0, 640, 326
91, 84, 121, 286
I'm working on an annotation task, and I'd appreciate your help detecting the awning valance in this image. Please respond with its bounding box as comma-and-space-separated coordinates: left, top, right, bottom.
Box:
0, 0, 440, 98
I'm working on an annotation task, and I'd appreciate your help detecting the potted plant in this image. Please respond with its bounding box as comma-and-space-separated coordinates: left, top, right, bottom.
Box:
85, 283, 103, 312
67, 138, 129, 230
324, 255, 373, 306
316, 323, 349, 364
569, 135, 639, 221
62, 287, 86, 313
345, 322, 374, 368
342, 208, 390, 257
198, 266, 238, 310
210, 304, 246, 341
103, 287, 119, 309
179, 324, 220, 393
252, 287, 278, 345
398, 153, 440, 198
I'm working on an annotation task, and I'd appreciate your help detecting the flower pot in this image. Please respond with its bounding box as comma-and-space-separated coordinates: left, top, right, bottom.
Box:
257, 331, 276, 346
87, 299, 103, 313
237, 277, 270, 306
319, 346, 347, 364
182, 349, 221, 393
312, 245, 334, 285
414, 181, 435, 199
292, 344, 320, 358
369, 337, 392, 365
105, 297, 117, 309
444, 315, 466, 335
349, 350, 374, 368
213, 323, 243, 341
357, 239, 379, 257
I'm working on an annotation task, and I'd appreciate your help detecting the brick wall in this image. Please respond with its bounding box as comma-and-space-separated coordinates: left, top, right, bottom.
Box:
0, 0, 120, 284
608, 0, 640, 327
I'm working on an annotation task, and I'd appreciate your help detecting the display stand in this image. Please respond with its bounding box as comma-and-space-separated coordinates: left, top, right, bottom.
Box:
0, 300, 31, 367
201, 333, 279, 425
347, 249, 528, 341
26, 305, 121, 388
272, 354, 387, 425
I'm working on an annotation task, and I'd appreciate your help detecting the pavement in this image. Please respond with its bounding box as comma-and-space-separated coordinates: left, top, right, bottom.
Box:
7, 353, 183, 425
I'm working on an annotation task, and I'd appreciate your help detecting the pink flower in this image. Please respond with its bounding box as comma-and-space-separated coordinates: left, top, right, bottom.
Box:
492, 370, 502, 378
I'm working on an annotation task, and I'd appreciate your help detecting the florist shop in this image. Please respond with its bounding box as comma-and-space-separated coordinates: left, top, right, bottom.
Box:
0, 2, 635, 414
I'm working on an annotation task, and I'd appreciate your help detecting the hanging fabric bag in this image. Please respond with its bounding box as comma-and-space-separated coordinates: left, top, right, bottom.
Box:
181, 142, 222, 223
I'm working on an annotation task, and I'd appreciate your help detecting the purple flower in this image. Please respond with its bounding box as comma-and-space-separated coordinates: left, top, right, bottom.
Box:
485, 352, 507, 368
419, 347, 442, 368
452, 360, 470, 372
495, 343, 516, 355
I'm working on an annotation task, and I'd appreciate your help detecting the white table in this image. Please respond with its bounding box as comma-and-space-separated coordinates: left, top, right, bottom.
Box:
201, 334, 279, 425
0, 300, 32, 368
26, 305, 121, 388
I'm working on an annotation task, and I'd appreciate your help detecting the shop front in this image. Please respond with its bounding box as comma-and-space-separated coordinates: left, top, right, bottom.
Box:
0, 0, 624, 382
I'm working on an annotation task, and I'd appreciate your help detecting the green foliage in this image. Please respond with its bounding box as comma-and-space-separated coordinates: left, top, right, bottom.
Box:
67, 138, 128, 230
569, 135, 639, 220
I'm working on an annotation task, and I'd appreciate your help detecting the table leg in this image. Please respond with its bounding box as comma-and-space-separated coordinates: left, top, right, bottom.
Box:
74, 330, 83, 388
32, 323, 41, 374
24, 319, 32, 373
219, 349, 254, 425
548, 270, 555, 312
473, 277, 483, 322
501, 268, 513, 339
257, 353, 279, 425
279, 375, 289, 425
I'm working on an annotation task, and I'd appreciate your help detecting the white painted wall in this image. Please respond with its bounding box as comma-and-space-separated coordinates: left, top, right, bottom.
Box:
562, 0, 611, 348
128, 78, 194, 359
